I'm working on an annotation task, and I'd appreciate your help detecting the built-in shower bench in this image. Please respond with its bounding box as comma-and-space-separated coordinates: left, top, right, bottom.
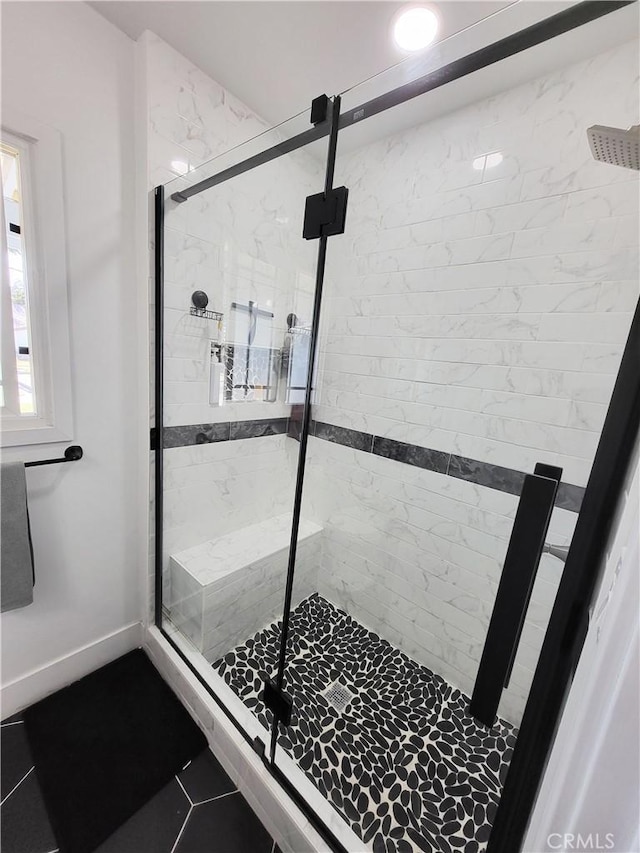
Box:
169, 513, 322, 663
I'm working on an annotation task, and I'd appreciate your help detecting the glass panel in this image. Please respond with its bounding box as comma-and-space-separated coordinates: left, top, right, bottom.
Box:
159, 108, 331, 744
274, 9, 639, 852
1, 141, 36, 417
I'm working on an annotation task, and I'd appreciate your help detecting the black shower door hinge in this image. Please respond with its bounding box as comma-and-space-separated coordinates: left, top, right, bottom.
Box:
262, 679, 293, 727
150, 427, 158, 451
303, 186, 349, 240
310, 94, 330, 126
251, 736, 266, 758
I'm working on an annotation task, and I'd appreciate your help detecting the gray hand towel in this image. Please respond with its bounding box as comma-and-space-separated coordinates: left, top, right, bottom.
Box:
1, 461, 35, 612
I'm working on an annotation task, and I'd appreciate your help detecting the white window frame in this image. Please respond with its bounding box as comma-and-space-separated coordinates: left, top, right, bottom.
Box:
1, 109, 73, 447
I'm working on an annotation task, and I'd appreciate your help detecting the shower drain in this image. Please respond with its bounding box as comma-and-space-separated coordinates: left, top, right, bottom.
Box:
321, 680, 355, 713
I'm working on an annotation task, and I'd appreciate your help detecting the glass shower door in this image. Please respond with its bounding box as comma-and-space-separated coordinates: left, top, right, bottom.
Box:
271, 8, 639, 852
157, 107, 334, 746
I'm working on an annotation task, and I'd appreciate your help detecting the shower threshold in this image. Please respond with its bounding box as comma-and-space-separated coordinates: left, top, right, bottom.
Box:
215, 594, 516, 853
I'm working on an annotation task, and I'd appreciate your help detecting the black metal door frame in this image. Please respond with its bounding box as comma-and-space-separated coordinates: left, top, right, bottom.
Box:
154, 100, 351, 853
488, 302, 640, 851
153, 4, 639, 850
264, 93, 346, 763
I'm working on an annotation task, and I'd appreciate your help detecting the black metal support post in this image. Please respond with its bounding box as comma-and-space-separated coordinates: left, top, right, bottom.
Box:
154, 185, 164, 628
171, 124, 329, 202
267, 94, 344, 764
337, 1, 632, 133
171, 2, 632, 204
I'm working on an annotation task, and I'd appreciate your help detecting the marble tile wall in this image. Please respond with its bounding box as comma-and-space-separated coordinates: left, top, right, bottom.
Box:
148, 25, 323, 431
301, 40, 639, 725
168, 514, 322, 662
310, 419, 584, 512
145, 30, 639, 727
160, 156, 320, 428
143, 32, 324, 615
201, 537, 319, 664
301, 437, 573, 724
162, 435, 300, 576
316, 42, 639, 489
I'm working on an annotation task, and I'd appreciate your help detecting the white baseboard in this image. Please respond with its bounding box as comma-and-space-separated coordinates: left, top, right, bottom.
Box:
1, 621, 143, 717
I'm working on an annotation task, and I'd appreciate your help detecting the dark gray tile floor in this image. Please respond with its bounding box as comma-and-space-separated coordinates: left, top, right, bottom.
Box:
1, 713, 279, 853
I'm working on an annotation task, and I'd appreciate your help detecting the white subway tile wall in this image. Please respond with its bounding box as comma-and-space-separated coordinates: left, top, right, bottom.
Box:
169, 514, 322, 662
302, 40, 639, 724
143, 32, 322, 619
147, 29, 639, 727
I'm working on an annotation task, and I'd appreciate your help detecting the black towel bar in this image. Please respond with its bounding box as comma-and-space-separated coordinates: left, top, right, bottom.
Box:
25, 446, 83, 468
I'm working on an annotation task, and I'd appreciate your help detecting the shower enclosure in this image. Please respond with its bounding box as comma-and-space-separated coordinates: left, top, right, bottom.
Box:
153, 4, 640, 851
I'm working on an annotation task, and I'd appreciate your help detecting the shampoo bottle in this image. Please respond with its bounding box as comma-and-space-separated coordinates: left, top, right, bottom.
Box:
209, 341, 224, 406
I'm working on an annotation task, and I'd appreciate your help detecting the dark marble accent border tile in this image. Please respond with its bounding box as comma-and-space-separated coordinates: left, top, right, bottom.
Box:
163, 422, 230, 449
556, 482, 585, 514
312, 422, 583, 512
159, 416, 584, 513
312, 420, 373, 452
160, 418, 289, 449
448, 455, 584, 512
229, 418, 288, 440
288, 405, 304, 442
448, 455, 526, 497
372, 436, 449, 474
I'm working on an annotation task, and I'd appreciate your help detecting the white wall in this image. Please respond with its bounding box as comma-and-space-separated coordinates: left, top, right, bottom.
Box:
302, 39, 639, 724
524, 445, 640, 853
0, 2, 143, 714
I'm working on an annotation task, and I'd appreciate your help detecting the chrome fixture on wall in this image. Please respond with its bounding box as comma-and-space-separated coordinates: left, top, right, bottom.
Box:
190, 290, 223, 322
587, 124, 640, 170
543, 541, 571, 563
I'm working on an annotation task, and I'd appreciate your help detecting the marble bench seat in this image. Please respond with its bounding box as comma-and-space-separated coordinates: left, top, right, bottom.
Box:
169, 513, 322, 662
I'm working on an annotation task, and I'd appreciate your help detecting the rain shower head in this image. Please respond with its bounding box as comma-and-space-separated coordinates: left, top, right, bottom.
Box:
587, 124, 640, 170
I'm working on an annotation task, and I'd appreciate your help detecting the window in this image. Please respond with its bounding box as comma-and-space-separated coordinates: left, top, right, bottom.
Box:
1, 135, 37, 418
0, 110, 72, 447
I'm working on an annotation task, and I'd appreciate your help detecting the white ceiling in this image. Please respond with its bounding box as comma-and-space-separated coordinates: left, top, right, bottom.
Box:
90, 0, 637, 153
89, 0, 512, 123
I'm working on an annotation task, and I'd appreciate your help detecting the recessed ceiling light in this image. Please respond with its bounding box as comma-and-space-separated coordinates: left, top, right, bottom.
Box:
393, 6, 439, 52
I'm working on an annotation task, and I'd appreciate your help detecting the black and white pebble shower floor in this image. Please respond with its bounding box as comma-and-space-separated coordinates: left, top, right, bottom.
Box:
214, 594, 517, 853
